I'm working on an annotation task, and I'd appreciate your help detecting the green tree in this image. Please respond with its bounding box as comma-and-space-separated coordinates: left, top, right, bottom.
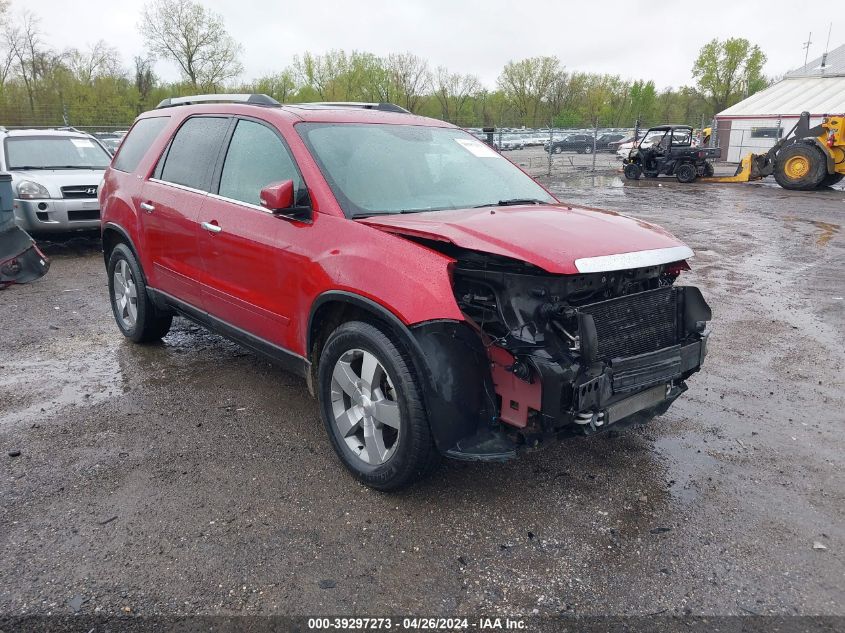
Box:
497, 56, 561, 126
692, 38, 767, 113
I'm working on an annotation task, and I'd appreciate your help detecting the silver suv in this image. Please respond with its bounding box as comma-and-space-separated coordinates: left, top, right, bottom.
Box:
1, 128, 112, 233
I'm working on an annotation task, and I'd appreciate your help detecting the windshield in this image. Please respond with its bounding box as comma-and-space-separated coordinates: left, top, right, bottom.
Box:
297, 123, 555, 217
5, 136, 112, 169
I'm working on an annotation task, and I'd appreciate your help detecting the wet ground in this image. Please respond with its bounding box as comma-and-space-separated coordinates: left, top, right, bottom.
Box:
1, 174, 843, 621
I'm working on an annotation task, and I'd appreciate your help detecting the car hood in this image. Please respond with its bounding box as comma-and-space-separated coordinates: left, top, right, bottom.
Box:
357, 204, 693, 274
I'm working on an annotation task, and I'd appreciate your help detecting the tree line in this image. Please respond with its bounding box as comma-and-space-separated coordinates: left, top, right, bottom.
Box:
0, 0, 769, 130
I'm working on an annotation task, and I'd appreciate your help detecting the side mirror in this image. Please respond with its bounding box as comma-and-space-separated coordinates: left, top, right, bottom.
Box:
259, 180, 295, 211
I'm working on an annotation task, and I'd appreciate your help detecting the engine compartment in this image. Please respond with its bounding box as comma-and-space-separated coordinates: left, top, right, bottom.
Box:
451, 248, 687, 357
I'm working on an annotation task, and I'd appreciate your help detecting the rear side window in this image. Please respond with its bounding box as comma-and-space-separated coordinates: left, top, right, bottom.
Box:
159, 117, 229, 191
218, 119, 303, 206
112, 117, 169, 173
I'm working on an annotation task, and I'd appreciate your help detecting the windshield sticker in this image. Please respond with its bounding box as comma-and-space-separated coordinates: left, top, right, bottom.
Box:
455, 138, 500, 158
71, 139, 95, 149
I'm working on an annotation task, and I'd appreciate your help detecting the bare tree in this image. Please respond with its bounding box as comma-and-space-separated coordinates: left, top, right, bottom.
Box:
67, 40, 123, 83
388, 52, 430, 113
4, 11, 44, 112
140, 0, 243, 90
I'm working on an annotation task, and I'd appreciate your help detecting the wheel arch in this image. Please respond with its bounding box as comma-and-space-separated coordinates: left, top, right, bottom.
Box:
102, 223, 141, 271
307, 291, 495, 454
307, 291, 427, 394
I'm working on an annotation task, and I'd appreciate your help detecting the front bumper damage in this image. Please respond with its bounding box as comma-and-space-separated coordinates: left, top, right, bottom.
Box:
410, 267, 711, 461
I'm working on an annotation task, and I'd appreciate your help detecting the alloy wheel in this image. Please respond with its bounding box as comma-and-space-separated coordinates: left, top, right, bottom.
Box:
112, 259, 138, 329
330, 348, 401, 465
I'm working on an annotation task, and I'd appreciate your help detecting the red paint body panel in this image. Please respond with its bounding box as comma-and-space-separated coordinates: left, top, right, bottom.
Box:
140, 179, 205, 307
358, 205, 685, 275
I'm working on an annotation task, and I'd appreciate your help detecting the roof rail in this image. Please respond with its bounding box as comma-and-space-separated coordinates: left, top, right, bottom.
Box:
155, 93, 281, 109
301, 102, 411, 114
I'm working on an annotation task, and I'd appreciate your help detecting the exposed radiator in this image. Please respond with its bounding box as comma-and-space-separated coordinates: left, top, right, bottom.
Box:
579, 287, 680, 360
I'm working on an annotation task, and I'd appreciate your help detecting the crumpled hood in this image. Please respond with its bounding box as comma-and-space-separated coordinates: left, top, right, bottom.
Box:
357, 204, 692, 274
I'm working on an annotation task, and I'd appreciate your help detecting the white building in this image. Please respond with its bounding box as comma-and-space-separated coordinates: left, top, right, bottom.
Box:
715, 44, 845, 162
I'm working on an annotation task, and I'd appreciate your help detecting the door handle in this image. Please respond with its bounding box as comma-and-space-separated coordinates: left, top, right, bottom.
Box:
201, 221, 222, 234
139, 202, 155, 213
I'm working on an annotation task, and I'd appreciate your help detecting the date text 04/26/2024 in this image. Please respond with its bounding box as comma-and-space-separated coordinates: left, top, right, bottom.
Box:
307, 617, 527, 630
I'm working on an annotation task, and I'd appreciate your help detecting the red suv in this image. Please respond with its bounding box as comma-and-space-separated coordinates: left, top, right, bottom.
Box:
100, 94, 711, 490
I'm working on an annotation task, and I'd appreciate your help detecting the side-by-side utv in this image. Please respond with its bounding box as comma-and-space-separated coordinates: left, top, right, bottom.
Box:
623, 125, 721, 183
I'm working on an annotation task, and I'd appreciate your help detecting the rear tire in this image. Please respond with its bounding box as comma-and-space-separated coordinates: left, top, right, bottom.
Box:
318, 321, 438, 491
820, 172, 844, 187
107, 244, 172, 343
583, 145, 593, 154
676, 163, 697, 183
703, 162, 715, 177
623, 163, 642, 180
774, 143, 827, 190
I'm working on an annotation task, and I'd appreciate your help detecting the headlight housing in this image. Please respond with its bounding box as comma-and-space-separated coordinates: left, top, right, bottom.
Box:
17, 180, 50, 200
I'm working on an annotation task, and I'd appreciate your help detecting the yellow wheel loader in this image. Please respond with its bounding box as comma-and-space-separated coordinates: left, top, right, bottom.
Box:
703, 111, 845, 190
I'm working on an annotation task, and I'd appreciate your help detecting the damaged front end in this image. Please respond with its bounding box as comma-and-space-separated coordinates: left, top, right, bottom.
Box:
0, 173, 49, 289
413, 246, 710, 461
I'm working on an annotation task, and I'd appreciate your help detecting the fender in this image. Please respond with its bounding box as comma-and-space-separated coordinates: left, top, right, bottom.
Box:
101, 221, 139, 268
307, 291, 511, 459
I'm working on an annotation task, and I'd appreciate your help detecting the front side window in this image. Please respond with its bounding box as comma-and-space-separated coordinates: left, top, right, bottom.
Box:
297, 123, 555, 217
159, 117, 229, 191
218, 119, 303, 206
5, 136, 112, 170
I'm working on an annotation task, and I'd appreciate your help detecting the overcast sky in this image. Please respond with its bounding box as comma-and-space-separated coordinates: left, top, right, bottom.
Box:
22, 0, 845, 89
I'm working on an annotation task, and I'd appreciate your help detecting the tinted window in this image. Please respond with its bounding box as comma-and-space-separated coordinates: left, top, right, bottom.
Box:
112, 117, 169, 172
159, 117, 229, 191
218, 119, 302, 206
5, 136, 112, 169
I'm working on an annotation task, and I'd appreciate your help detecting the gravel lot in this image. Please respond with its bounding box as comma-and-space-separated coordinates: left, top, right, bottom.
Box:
1, 171, 843, 625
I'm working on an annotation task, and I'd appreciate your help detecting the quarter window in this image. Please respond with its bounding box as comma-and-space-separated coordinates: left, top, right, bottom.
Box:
218, 119, 302, 206
159, 117, 229, 191
113, 117, 169, 173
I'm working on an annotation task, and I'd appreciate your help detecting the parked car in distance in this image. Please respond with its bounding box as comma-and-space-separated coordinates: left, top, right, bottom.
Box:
595, 133, 626, 151
1, 128, 112, 233
545, 134, 596, 154
100, 95, 711, 490
100, 137, 123, 155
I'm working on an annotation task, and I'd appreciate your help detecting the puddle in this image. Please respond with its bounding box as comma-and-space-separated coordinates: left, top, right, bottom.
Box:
783, 216, 840, 247
0, 342, 124, 426
653, 435, 720, 503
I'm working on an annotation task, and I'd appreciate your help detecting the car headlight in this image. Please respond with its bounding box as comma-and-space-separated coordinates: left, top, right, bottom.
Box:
17, 180, 51, 200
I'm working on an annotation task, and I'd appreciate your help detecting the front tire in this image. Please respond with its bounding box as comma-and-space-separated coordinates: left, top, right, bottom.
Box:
624, 163, 642, 180
107, 244, 172, 343
318, 321, 437, 490
676, 163, 697, 183
774, 143, 827, 190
